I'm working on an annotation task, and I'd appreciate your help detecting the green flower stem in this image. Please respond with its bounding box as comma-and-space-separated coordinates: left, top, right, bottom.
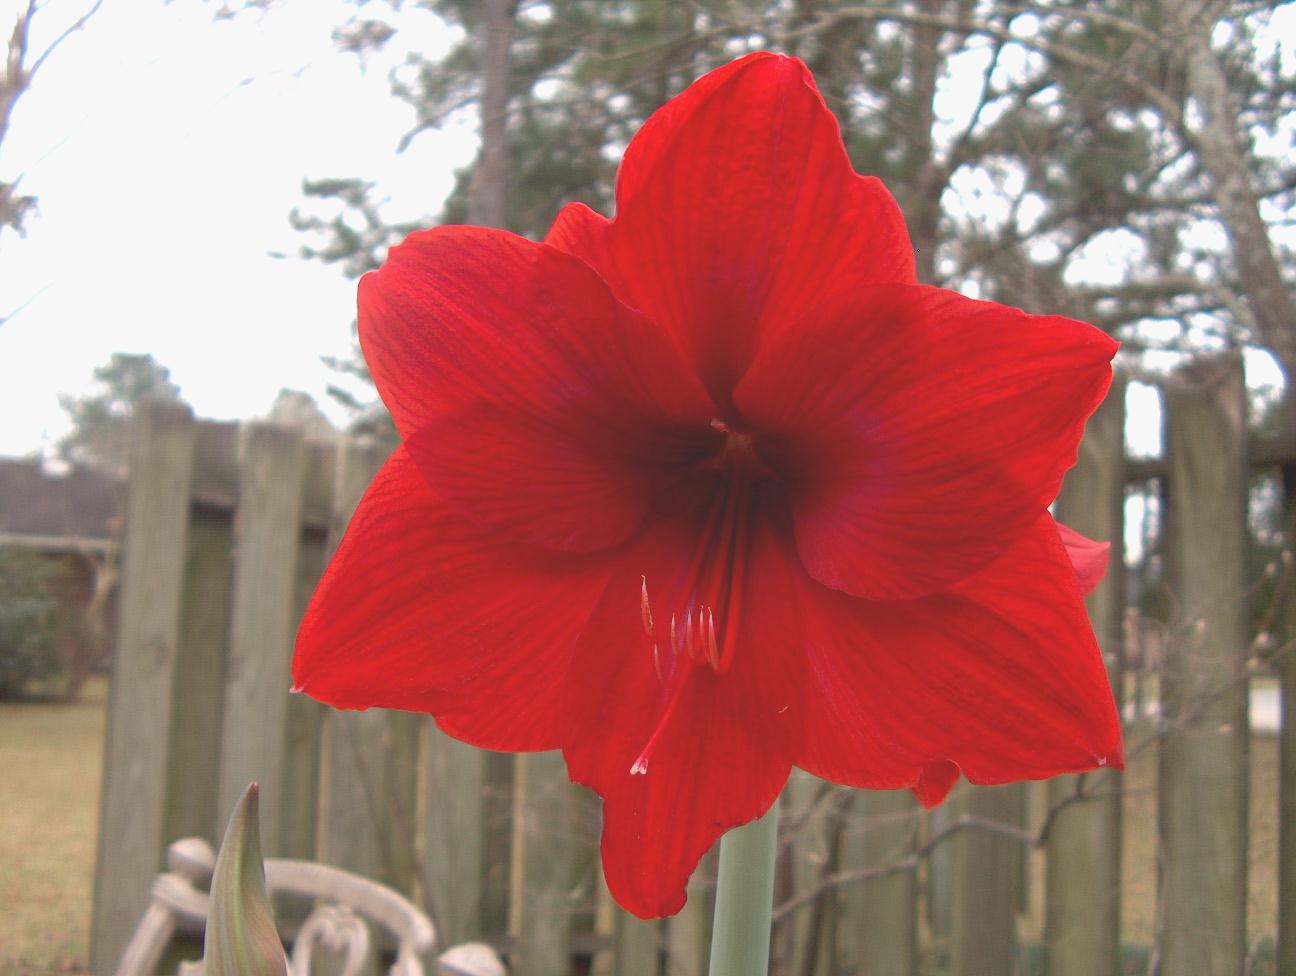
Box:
707, 795, 780, 976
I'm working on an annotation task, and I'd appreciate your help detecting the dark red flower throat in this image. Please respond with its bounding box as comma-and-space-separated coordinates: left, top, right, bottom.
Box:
631, 417, 775, 775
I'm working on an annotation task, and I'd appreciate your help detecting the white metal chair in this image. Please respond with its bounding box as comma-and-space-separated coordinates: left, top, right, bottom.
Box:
115, 836, 505, 976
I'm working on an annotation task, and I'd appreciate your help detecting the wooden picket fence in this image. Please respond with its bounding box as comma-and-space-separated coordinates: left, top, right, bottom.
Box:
90, 351, 1288, 976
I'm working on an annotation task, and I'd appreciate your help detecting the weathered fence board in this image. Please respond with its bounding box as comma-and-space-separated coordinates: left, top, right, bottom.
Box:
613, 905, 663, 976
91, 361, 1286, 974
424, 724, 488, 945
509, 750, 576, 976
773, 769, 821, 976
1282, 458, 1296, 976
844, 788, 919, 976
1160, 353, 1250, 975
948, 783, 1022, 976
163, 421, 239, 848
91, 398, 197, 976
215, 422, 307, 852
1046, 375, 1126, 976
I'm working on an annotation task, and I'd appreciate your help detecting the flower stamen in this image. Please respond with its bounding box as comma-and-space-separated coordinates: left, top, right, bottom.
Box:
640, 576, 654, 636
630, 443, 758, 774
705, 608, 720, 670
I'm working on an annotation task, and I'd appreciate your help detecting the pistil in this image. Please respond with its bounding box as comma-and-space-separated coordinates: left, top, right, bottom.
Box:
629, 438, 760, 775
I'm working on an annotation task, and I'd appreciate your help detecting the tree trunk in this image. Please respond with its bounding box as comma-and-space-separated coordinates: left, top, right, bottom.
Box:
1163, 0, 1296, 375
467, 0, 516, 230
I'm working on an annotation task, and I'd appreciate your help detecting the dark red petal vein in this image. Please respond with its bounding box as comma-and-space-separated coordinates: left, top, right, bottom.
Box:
361, 225, 715, 552
546, 53, 916, 400
790, 515, 1123, 806
292, 447, 611, 751
735, 283, 1118, 599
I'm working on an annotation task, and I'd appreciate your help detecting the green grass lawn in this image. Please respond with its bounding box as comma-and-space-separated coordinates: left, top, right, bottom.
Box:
0, 678, 106, 976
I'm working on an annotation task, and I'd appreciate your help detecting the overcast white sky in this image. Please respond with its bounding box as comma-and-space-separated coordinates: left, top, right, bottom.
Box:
0, 0, 473, 457
2, 2, 1290, 463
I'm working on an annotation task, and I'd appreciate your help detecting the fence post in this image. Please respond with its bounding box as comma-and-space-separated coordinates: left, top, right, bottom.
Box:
90, 398, 196, 975
508, 751, 576, 976
1160, 353, 1249, 975
215, 422, 306, 850
1282, 437, 1296, 976
424, 723, 487, 945
838, 788, 919, 975
775, 772, 835, 976
162, 420, 238, 850
948, 783, 1021, 976
1046, 374, 1126, 976
612, 896, 663, 976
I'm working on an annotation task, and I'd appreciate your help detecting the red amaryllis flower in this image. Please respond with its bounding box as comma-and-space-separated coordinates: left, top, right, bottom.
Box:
293, 52, 1123, 919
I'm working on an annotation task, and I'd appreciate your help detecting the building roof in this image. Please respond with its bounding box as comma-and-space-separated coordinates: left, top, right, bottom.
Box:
0, 458, 124, 550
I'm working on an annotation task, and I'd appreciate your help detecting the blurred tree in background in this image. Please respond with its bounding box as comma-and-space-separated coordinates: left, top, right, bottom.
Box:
59, 352, 181, 475
0, 545, 71, 699
0, 0, 102, 245
292, 1, 1294, 435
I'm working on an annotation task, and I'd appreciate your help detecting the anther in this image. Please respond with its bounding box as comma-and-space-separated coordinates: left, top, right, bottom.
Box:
640, 576, 654, 636
628, 664, 693, 776
705, 609, 720, 669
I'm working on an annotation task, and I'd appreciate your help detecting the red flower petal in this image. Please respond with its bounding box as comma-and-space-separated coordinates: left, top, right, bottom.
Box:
360, 226, 715, 551
292, 447, 611, 750
788, 515, 1123, 804
912, 761, 961, 808
562, 492, 798, 918
546, 53, 915, 401
734, 284, 1117, 600
1056, 520, 1112, 595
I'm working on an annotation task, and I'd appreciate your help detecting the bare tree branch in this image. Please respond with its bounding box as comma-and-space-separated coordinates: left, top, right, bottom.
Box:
0, 0, 102, 237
